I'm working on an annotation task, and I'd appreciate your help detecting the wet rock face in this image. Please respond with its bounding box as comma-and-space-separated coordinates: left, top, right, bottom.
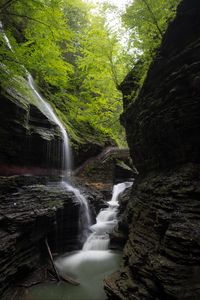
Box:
0, 90, 62, 175
105, 0, 200, 299
105, 165, 200, 299
0, 176, 81, 299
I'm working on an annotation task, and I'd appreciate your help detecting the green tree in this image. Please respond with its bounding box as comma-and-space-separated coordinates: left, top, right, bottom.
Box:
0, 0, 127, 146
76, 13, 126, 143
122, 0, 181, 102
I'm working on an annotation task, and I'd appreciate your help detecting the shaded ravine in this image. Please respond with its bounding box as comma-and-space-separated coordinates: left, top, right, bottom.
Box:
0, 21, 134, 300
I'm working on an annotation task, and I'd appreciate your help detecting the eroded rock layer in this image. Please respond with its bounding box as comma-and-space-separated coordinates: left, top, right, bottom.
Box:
121, 0, 200, 173
0, 176, 81, 299
0, 87, 62, 175
105, 0, 200, 299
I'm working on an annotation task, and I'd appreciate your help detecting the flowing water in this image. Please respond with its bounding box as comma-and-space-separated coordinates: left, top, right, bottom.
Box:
28, 75, 72, 175
0, 21, 12, 50
27, 76, 91, 239
83, 181, 133, 251
0, 22, 91, 239
29, 181, 133, 300
1, 22, 133, 300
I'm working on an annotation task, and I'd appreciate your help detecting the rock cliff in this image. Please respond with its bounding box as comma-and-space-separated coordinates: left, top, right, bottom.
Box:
0, 176, 79, 299
0, 76, 63, 175
105, 0, 200, 299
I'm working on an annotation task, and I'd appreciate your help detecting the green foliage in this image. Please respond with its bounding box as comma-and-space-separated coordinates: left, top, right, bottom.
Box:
122, 0, 181, 102
76, 14, 125, 141
0, 0, 180, 149
0, 0, 127, 146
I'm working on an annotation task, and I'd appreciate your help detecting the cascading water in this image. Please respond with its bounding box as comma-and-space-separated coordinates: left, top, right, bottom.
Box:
27, 74, 72, 176
0, 21, 12, 50
43, 181, 133, 300
27, 76, 91, 239
0, 22, 91, 240
23, 181, 133, 300
1, 21, 133, 300
83, 181, 133, 251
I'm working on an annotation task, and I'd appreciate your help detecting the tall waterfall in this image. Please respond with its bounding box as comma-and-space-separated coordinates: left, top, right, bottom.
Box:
27, 76, 91, 239
0, 21, 12, 51
27, 75, 72, 176
0, 22, 91, 240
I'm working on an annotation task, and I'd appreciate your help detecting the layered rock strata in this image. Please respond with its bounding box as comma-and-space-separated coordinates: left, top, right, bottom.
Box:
0, 176, 104, 299
0, 85, 62, 175
105, 0, 200, 299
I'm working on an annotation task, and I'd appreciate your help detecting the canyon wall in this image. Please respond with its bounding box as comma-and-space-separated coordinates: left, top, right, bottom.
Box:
105, 0, 200, 299
0, 176, 81, 299
0, 78, 63, 175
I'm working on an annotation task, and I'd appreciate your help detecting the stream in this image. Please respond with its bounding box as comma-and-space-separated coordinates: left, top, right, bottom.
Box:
28, 181, 132, 300
1, 22, 133, 300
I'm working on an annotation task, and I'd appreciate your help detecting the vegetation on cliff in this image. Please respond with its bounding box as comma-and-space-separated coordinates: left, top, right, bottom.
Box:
122, 0, 180, 104
0, 0, 180, 146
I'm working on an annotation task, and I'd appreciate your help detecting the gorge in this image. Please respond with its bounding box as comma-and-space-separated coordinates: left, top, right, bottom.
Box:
0, 0, 200, 299
105, 0, 200, 299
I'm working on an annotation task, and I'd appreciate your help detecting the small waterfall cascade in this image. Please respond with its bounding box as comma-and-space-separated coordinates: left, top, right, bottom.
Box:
83, 181, 133, 251
0, 22, 91, 239
50, 181, 133, 300
0, 21, 12, 51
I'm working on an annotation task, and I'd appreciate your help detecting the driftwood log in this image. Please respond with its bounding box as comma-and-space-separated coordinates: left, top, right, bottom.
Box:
45, 237, 80, 286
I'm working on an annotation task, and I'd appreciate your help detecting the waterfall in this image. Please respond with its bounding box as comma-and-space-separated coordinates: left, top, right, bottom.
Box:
0, 22, 91, 240
52, 181, 133, 300
0, 21, 12, 51
27, 76, 91, 239
27, 75, 72, 176
83, 181, 133, 251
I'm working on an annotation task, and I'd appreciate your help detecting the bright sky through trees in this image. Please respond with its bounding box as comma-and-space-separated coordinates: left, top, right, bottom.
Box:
90, 0, 131, 10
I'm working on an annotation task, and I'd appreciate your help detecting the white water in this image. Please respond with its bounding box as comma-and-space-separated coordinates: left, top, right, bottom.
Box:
26, 62, 91, 240
27, 75, 72, 176
29, 181, 133, 300
0, 23, 91, 239
0, 21, 12, 51
61, 181, 91, 242
83, 181, 133, 251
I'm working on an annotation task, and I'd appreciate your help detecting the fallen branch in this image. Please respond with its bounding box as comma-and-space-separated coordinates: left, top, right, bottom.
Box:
45, 237, 80, 286
45, 237, 61, 282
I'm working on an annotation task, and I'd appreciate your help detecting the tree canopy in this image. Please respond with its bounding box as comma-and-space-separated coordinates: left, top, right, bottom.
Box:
0, 0, 180, 146
122, 0, 180, 102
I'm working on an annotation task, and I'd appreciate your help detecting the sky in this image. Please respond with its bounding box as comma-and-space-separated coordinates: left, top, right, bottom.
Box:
83, 0, 132, 13
83, 0, 132, 45
86, 0, 132, 29
91, 0, 131, 11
